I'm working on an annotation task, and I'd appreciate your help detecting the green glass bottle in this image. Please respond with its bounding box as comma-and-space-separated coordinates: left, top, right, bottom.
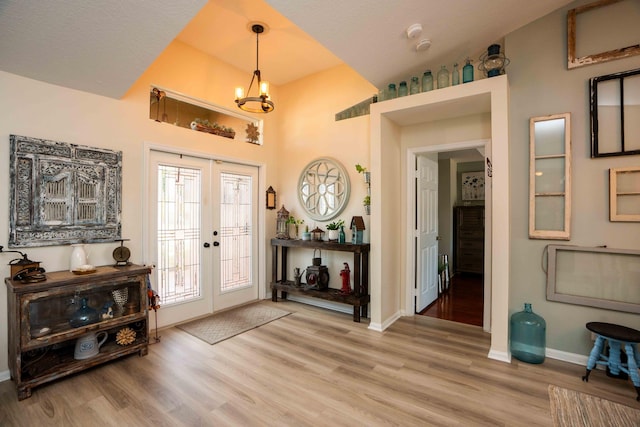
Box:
338, 226, 346, 244
463, 58, 474, 83
437, 65, 449, 89
421, 70, 433, 92
510, 303, 546, 364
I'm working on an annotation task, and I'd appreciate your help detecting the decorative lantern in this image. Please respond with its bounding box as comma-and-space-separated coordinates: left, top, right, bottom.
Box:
478, 44, 509, 78
276, 205, 290, 239
310, 226, 325, 241
265, 186, 276, 210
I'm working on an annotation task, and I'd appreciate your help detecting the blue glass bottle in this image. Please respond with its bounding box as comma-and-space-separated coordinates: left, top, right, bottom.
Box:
463, 58, 474, 83
338, 226, 346, 244
398, 81, 408, 97
452, 63, 460, 86
510, 303, 546, 364
421, 70, 433, 92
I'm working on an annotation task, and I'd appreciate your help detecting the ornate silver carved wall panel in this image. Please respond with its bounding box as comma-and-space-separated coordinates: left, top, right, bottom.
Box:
9, 135, 122, 247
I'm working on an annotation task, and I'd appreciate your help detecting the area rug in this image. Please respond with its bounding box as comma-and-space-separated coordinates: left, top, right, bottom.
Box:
176, 304, 290, 345
548, 384, 640, 427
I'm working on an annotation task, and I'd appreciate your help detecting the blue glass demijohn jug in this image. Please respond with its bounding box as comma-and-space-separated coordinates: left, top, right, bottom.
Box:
510, 303, 546, 364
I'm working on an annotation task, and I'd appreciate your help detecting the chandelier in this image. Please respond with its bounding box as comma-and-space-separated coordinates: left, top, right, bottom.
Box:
235, 24, 274, 113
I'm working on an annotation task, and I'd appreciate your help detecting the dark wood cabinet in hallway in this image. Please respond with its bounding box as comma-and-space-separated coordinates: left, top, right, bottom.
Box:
419, 273, 483, 326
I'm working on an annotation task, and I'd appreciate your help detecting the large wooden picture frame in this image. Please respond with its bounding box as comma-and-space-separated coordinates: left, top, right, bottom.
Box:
567, 0, 640, 69
609, 166, 640, 221
529, 113, 572, 240
9, 135, 122, 247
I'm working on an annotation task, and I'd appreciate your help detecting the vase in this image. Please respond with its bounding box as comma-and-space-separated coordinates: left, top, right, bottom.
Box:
437, 65, 449, 89
398, 81, 408, 97
510, 303, 546, 364
421, 70, 433, 92
463, 58, 474, 83
69, 298, 99, 327
338, 226, 346, 244
409, 77, 420, 95
327, 229, 339, 241
452, 63, 460, 86
69, 244, 88, 272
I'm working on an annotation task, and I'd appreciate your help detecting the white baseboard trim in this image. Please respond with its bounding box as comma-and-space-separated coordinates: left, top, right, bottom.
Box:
488, 349, 511, 363
369, 310, 402, 332
546, 348, 588, 366
0, 370, 10, 382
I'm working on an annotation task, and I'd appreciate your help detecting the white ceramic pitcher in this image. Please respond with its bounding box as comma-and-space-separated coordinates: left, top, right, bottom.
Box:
74, 331, 107, 360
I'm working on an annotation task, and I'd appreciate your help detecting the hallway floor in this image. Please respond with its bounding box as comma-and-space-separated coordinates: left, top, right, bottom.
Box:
419, 273, 483, 326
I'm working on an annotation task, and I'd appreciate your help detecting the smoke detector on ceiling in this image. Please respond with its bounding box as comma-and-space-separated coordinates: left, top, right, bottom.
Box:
406, 23, 422, 39
416, 38, 431, 52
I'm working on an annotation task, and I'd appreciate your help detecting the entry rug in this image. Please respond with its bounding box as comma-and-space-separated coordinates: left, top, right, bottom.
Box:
548, 384, 640, 427
176, 303, 290, 345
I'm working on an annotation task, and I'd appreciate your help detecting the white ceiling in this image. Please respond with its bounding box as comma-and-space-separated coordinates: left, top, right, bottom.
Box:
0, 0, 572, 99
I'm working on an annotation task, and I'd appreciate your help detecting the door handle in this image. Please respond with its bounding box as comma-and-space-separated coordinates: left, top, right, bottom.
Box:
203, 242, 210, 248
213, 241, 220, 247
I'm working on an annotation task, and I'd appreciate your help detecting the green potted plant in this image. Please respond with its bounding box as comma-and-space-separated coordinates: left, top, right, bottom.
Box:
286, 216, 304, 239
301, 224, 311, 241
363, 195, 370, 215
356, 164, 370, 184
326, 219, 344, 241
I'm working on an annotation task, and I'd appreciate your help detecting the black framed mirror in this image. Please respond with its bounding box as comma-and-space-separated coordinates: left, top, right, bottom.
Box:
590, 68, 640, 158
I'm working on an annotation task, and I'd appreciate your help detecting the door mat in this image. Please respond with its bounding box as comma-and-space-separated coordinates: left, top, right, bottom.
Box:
176, 304, 290, 345
548, 384, 640, 426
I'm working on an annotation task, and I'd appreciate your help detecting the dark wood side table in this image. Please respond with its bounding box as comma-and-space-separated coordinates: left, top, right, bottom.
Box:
270, 238, 370, 322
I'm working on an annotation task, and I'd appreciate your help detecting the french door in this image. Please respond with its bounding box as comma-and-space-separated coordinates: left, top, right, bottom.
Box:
149, 150, 258, 327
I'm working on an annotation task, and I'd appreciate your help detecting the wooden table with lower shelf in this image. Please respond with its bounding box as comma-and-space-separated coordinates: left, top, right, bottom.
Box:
270, 238, 370, 322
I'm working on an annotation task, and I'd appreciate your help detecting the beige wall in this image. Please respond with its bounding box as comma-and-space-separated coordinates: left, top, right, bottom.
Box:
274, 64, 376, 282
0, 40, 283, 374
506, 0, 640, 355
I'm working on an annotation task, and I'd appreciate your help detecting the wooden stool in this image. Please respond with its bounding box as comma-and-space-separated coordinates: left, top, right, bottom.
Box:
582, 322, 640, 400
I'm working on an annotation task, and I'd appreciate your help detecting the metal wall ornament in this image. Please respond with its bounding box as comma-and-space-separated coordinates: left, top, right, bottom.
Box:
9, 135, 122, 247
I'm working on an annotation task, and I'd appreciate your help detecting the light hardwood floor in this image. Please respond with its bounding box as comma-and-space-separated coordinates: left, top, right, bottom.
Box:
1, 300, 639, 426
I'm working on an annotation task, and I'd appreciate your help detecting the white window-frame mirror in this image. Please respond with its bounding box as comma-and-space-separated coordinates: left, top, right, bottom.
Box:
529, 113, 572, 240
297, 157, 350, 221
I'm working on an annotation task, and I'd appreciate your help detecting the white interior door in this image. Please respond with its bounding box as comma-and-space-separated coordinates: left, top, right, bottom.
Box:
416, 153, 439, 312
149, 151, 258, 327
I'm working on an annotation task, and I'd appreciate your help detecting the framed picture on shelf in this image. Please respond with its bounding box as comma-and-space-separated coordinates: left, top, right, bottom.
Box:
461, 171, 485, 201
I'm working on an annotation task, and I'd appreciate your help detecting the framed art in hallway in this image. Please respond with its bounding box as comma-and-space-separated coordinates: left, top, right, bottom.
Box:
461, 171, 485, 201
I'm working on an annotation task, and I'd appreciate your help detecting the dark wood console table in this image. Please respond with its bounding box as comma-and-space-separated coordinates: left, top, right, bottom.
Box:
270, 238, 370, 322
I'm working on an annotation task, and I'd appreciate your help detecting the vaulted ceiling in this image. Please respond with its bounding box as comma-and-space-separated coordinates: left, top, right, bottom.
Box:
0, 0, 572, 99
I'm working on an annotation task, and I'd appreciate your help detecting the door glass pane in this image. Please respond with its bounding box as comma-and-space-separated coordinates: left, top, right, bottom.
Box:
220, 172, 252, 292
157, 165, 201, 305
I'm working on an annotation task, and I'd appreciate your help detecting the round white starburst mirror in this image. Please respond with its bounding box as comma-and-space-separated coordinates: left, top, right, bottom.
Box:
297, 157, 350, 221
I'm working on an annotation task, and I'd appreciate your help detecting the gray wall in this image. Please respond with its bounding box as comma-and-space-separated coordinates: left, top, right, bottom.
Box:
506, 0, 640, 355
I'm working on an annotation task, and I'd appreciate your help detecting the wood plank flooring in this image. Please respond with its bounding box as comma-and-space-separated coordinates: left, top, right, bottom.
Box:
420, 273, 484, 326
1, 300, 639, 426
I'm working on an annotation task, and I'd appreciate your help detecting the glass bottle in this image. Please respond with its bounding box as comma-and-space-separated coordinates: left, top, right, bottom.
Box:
409, 77, 420, 95
463, 58, 474, 83
338, 226, 346, 244
398, 81, 408, 97
421, 70, 433, 92
387, 83, 397, 99
510, 303, 546, 364
437, 65, 449, 89
378, 88, 386, 102
452, 63, 460, 86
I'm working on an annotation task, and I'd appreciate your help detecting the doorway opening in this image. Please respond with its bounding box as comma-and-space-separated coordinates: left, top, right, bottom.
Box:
407, 140, 491, 331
